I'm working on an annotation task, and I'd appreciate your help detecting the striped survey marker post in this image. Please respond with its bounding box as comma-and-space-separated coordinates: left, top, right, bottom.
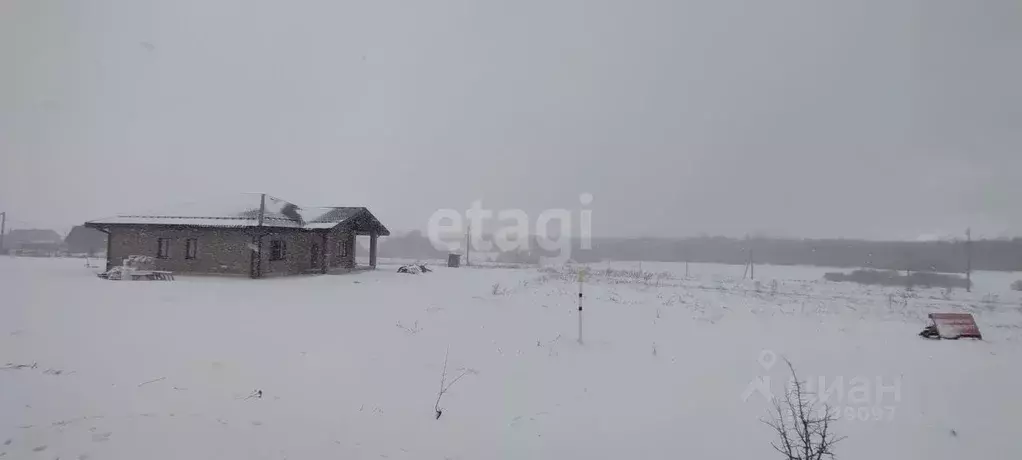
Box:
577, 268, 585, 344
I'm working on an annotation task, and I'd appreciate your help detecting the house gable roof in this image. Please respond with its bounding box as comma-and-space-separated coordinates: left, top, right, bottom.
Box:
85, 193, 390, 235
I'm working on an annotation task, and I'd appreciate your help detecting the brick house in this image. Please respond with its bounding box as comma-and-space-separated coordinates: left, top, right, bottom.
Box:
84, 194, 389, 278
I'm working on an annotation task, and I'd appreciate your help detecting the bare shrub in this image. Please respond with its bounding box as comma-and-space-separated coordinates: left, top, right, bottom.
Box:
763, 360, 845, 460
1011, 280, 1022, 292
396, 320, 422, 335
491, 283, 509, 295
540, 264, 679, 287
538, 334, 562, 356
434, 346, 476, 419
537, 266, 561, 275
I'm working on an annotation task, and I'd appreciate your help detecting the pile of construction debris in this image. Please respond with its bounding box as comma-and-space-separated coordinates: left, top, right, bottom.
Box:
397, 263, 432, 274
919, 313, 982, 340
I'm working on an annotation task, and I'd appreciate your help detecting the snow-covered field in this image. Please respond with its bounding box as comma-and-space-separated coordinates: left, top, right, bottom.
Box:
2, 257, 1021, 459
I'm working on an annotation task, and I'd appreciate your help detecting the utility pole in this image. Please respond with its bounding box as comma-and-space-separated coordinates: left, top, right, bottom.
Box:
741, 235, 754, 280
965, 228, 972, 292
904, 251, 913, 289
749, 248, 755, 280
0, 212, 6, 254
465, 223, 471, 267
742, 247, 754, 279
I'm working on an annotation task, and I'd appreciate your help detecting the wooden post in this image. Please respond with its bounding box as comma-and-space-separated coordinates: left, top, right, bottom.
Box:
0, 211, 5, 255
465, 224, 471, 266
369, 232, 378, 268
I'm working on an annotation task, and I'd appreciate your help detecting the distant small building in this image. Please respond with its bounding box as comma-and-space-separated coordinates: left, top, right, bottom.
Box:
3, 229, 65, 256
84, 193, 390, 278
65, 226, 108, 256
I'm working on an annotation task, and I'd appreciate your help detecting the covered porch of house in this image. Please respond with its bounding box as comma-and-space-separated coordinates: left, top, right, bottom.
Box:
312, 208, 389, 274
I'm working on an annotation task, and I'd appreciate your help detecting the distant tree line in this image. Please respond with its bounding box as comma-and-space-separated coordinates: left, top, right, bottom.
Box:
823, 269, 970, 289
378, 231, 1022, 273
65, 226, 106, 255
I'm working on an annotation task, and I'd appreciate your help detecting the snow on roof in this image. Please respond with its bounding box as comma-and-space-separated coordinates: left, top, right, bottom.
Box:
298, 206, 364, 224
87, 194, 383, 232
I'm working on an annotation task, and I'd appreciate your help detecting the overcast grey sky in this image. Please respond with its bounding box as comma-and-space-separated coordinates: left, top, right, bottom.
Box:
2, 0, 1020, 240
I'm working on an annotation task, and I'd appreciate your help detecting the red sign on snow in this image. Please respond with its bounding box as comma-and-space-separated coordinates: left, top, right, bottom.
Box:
929, 313, 982, 340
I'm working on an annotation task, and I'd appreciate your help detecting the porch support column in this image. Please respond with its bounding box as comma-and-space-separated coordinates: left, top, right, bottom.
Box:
369, 232, 378, 268
102, 228, 113, 271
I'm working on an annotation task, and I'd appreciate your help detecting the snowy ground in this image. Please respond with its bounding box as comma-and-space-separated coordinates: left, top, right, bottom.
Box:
2, 257, 1021, 459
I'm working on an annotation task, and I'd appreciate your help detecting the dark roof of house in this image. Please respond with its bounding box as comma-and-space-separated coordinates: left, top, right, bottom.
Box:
85, 193, 390, 235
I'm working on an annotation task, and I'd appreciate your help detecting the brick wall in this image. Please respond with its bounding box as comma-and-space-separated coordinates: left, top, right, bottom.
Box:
108, 227, 252, 276
325, 227, 355, 269
261, 230, 319, 276
106, 225, 358, 277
